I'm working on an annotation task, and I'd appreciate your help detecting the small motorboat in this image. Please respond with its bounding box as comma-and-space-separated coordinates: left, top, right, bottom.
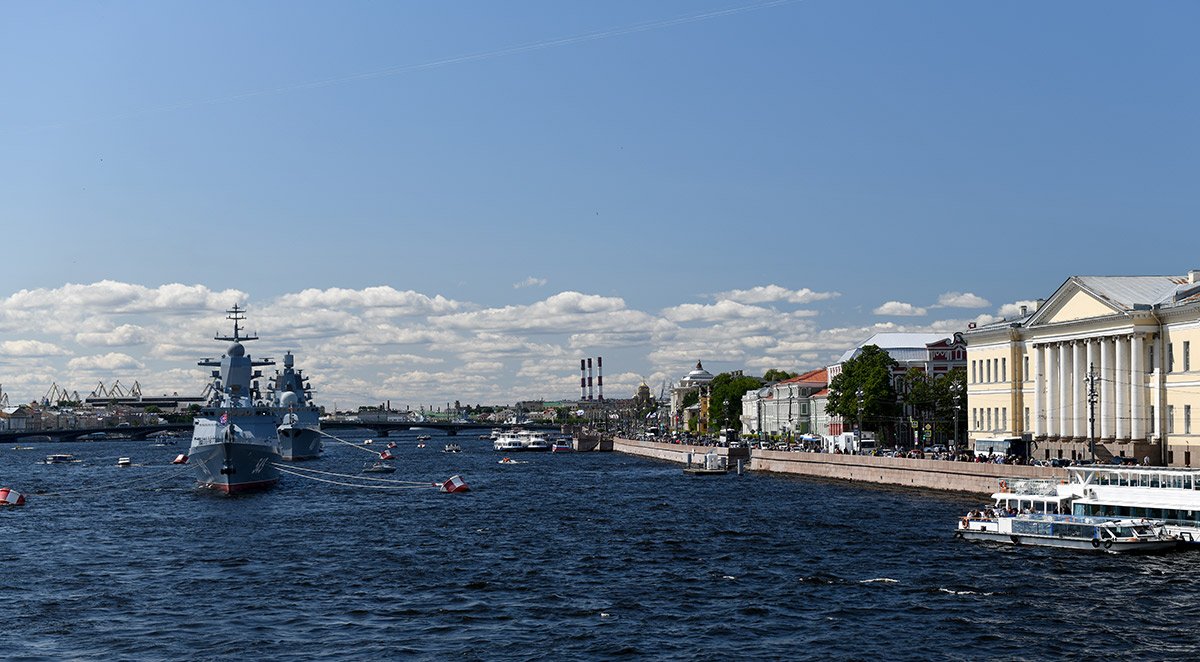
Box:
417, 434, 433, 441
363, 461, 396, 474
387, 441, 397, 449
551, 442, 572, 453
444, 443, 462, 453
498, 457, 527, 465
44, 454, 80, 465
117, 457, 132, 468
363, 439, 374, 445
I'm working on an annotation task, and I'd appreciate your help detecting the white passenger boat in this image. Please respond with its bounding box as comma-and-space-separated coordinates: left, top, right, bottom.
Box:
44, 454, 80, 464
955, 512, 1177, 553
493, 432, 524, 452
990, 466, 1200, 544
517, 430, 550, 452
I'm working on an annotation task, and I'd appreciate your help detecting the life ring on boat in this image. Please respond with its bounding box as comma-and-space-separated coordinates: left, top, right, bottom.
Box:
1091, 539, 1100, 549
1103, 540, 1113, 550
999, 480, 1008, 492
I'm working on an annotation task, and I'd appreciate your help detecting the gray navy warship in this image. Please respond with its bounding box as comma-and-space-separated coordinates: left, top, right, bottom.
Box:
268, 351, 323, 461
187, 305, 281, 493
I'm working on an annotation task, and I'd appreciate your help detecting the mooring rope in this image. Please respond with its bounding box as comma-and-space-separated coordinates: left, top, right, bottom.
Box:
273, 464, 437, 490
34, 463, 192, 498
277, 462, 436, 485
317, 428, 385, 455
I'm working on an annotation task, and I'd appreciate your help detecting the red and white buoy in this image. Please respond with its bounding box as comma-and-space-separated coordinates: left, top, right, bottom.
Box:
379, 449, 394, 460
438, 475, 469, 493
0, 487, 27, 506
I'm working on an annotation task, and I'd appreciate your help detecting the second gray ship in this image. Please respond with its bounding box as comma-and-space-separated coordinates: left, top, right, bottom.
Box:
267, 351, 323, 461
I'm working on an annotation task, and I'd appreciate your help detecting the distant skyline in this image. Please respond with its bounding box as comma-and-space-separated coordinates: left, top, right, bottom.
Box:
2, 1, 1197, 407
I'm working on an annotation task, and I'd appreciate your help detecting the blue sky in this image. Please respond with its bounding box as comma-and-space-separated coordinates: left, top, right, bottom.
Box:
1, 1, 1197, 409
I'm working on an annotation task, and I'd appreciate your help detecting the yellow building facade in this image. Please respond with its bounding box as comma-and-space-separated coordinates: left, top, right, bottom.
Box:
966, 273, 1200, 466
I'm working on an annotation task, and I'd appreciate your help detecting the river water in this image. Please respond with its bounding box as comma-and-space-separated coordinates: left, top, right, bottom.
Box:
1, 430, 1197, 660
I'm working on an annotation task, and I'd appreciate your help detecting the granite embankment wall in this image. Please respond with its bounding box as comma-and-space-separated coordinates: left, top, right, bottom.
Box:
611, 438, 750, 464
612, 438, 1066, 495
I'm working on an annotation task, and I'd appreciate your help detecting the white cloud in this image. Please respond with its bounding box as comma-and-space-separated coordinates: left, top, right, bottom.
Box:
997, 300, 1039, 318
67, 352, 145, 371
275, 286, 461, 315
715, 285, 841, 305
3, 281, 246, 314
75, 324, 150, 347
662, 300, 769, 323
0, 340, 70, 357
513, 276, 547, 289
935, 292, 990, 308
873, 301, 928, 316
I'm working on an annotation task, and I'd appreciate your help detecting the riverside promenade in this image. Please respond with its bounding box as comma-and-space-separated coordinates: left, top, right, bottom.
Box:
612, 437, 1066, 495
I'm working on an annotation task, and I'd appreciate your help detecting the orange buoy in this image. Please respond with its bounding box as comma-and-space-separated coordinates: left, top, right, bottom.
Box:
0, 487, 27, 506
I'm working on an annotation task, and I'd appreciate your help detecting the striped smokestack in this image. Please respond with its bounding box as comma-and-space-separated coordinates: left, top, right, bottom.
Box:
597, 356, 603, 401
587, 358, 594, 401
580, 359, 587, 400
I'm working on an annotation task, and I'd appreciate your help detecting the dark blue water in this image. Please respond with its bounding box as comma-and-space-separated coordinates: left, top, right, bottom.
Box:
2, 430, 1198, 660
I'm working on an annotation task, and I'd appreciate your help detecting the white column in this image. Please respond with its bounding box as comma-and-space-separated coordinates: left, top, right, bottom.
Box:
1085, 339, 1098, 441
1131, 333, 1145, 441
1046, 343, 1058, 438
1080, 340, 1089, 438
1059, 343, 1071, 439
1100, 336, 1114, 440
1032, 344, 1044, 437
1116, 335, 1129, 441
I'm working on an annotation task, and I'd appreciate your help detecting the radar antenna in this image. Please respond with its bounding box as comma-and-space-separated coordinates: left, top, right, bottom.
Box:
214, 304, 259, 343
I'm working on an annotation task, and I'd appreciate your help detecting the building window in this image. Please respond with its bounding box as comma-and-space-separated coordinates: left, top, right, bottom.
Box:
1186, 341, 1191, 372
1149, 345, 1155, 371
1169, 343, 1175, 373
1150, 405, 1156, 434
1168, 405, 1175, 434
987, 409, 992, 431
1002, 407, 1007, 431
971, 360, 976, 383
1186, 405, 1192, 435
1024, 355, 1029, 381
1024, 407, 1030, 430
985, 361, 991, 383
1001, 358, 1007, 382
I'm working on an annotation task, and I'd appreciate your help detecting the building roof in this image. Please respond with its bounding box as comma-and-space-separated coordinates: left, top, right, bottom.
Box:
679, 360, 714, 385
778, 367, 828, 386
837, 332, 950, 364
1073, 275, 1190, 310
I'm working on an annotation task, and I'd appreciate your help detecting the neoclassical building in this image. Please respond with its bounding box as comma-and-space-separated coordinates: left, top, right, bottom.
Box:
670, 361, 714, 431
740, 368, 828, 436
966, 272, 1200, 466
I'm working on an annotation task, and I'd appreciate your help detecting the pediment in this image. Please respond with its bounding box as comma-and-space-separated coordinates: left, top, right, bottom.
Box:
1027, 279, 1124, 327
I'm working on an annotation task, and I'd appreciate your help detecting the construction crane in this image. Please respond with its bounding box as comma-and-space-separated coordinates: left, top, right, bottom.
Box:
43, 382, 82, 406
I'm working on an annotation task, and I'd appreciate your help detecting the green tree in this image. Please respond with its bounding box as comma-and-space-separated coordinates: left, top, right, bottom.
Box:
762, 369, 798, 382
708, 372, 765, 430
825, 345, 900, 439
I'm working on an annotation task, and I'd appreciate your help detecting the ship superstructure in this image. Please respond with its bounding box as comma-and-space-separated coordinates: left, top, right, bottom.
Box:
188, 305, 281, 493
268, 351, 322, 461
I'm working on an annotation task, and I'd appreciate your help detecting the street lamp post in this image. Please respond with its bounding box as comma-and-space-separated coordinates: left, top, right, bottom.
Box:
950, 381, 963, 457
855, 387, 864, 452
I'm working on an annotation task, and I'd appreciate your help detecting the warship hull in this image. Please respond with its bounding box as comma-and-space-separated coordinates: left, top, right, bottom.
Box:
278, 426, 322, 461
188, 440, 280, 494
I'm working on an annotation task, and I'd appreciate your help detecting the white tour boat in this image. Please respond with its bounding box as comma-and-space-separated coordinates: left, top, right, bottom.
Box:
955, 512, 1177, 553
986, 466, 1200, 544
493, 432, 524, 452
517, 430, 550, 452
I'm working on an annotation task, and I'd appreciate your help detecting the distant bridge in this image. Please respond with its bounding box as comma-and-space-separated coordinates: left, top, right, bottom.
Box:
0, 420, 559, 442
320, 421, 560, 437
0, 423, 191, 443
